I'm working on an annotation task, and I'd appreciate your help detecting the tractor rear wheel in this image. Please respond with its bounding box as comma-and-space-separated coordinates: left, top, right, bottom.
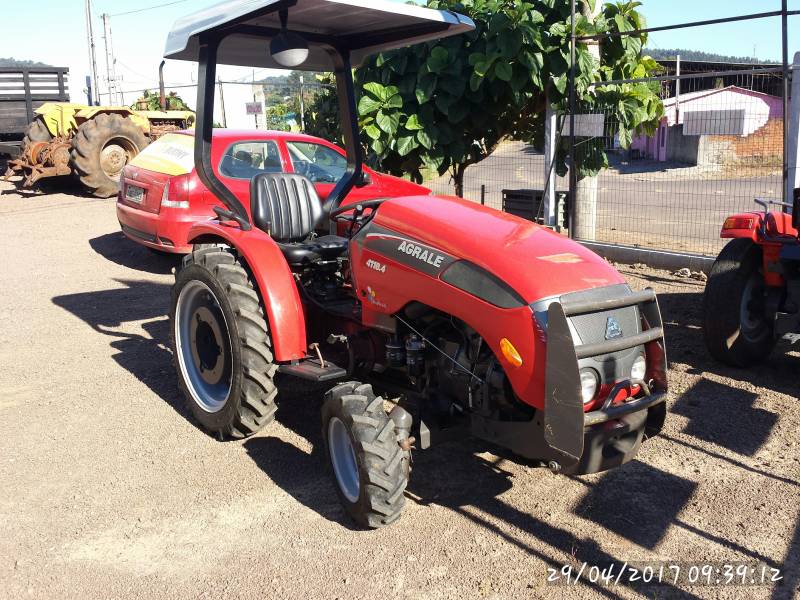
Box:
171, 246, 278, 439
22, 118, 52, 147
703, 238, 776, 367
70, 113, 150, 198
321, 382, 409, 529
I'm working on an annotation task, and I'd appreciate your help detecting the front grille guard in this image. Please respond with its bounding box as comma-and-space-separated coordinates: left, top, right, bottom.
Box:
543, 288, 668, 464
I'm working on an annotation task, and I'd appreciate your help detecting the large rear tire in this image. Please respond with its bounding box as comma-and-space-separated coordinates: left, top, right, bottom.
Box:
70, 113, 150, 198
321, 382, 409, 529
703, 238, 776, 367
22, 118, 52, 147
170, 246, 278, 439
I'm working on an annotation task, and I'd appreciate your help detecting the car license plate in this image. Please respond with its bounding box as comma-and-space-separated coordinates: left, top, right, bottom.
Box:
126, 185, 145, 204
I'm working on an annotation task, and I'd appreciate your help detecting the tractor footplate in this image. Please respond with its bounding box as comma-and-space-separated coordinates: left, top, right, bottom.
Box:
279, 358, 347, 382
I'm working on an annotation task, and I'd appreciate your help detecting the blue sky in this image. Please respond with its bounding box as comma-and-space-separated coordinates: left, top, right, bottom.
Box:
1, 0, 799, 103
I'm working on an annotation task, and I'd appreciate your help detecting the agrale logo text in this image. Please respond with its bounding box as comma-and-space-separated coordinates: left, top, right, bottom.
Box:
397, 241, 445, 268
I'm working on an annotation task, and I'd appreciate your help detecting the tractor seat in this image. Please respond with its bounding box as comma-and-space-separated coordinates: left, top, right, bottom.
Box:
250, 172, 348, 265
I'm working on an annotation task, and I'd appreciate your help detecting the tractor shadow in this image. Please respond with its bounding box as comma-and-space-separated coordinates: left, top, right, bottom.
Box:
408, 450, 704, 599
90, 231, 182, 275
646, 288, 794, 485
0, 171, 97, 199
243, 378, 364, 529
51, 279, 190, 425
672, 379, 777, 457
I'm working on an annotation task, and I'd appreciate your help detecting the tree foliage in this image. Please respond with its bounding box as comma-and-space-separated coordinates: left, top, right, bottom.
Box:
265, 103, 293, 131
307, 0, 664, 194
133, 89, 192, 111
0, 57, 52, 68
645, 48, 770, 65
304, 74, 342, 142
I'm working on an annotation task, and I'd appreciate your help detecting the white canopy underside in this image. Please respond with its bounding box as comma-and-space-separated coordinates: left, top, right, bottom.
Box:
164, 0, 474, 70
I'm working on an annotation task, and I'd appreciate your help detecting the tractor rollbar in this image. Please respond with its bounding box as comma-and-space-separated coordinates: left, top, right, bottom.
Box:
794, 187, 800, 230
195, 33, 252, 231
543, 288, 668, 464
324, 50, 363, 215
193, 33, 362, 229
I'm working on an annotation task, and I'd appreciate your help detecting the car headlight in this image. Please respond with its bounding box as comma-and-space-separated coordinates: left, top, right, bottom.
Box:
631, 355, 647, 382
579, 368, 599, 405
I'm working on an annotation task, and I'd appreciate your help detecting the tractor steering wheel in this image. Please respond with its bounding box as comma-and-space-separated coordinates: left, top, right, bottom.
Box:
330, 199, 387, 222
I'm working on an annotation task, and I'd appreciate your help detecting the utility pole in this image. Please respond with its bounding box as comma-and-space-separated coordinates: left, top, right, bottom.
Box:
299, 75, 306, 131
675, 54, 681, 125
84, 0, 100, 105
218, 77, 227, 128
101, 13, 121, 105
571, 0, 602, 242
543, 96, 558, 227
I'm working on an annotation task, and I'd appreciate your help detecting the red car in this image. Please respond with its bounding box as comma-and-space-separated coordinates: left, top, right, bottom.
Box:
116, 129, 429, 253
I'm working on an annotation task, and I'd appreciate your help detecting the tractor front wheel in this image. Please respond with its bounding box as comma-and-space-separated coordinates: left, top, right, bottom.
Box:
70, 113, 150, 198
171, 246, 278, 439
703, 238, 776, 367
321, 382, 409, 529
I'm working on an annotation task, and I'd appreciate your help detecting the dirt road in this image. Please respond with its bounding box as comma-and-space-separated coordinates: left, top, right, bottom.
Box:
0, 176, 798, 599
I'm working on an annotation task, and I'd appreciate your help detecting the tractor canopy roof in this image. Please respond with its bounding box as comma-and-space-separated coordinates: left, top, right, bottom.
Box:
164, 0, 475, 71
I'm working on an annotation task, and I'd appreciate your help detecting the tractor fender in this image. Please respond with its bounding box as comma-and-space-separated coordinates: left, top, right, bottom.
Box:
75, 107, 152, 134
720, 211, 762, 241
186, 221, 308, 362
33, 102, 88, 137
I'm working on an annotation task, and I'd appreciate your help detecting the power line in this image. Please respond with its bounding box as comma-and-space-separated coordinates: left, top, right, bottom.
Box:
110, 0, 189, 18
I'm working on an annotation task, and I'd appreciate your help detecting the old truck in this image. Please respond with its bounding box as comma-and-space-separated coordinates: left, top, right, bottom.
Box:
0, 66, 70, 158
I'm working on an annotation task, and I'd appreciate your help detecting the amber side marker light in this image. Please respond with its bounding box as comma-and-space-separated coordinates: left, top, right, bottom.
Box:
723, 216, 755, 230
500, 338, 523, 367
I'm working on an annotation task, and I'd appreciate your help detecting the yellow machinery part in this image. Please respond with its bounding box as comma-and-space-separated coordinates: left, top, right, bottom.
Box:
34, 104, 195, 139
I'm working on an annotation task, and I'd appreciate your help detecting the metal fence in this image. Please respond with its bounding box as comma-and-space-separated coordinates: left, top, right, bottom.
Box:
427, 6, 796, 276
571, 85, 785, 258
564, 4, 796, 272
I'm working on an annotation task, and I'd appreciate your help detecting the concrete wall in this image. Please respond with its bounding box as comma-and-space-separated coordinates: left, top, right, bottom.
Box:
666, 125, 699, 163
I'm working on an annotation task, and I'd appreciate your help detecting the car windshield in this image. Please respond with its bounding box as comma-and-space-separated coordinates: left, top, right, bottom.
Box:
286, 141, 347, 184
219, 140, 282, 179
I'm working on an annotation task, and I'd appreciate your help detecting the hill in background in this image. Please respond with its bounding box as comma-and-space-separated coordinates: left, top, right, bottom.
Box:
0, 57, 53, 68
645, 48, 776, 64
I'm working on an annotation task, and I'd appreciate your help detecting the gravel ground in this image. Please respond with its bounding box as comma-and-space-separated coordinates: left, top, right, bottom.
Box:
0, 174, 798, 600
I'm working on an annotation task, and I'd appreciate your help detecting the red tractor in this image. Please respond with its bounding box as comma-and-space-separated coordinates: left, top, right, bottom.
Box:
704, 197, 800, 366
165, 0, 669, 528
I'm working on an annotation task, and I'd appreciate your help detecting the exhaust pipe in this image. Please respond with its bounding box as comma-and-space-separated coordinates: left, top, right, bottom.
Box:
159, 60, 167, 112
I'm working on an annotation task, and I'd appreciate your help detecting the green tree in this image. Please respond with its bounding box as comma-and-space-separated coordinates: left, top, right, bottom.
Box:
133, 90, 192, 111
265, 103, 293, 131
305, 74, 342, 141
308, 0, 663, 196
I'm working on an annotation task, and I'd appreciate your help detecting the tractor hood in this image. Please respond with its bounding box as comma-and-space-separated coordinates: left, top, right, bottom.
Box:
372, 195, 625, 304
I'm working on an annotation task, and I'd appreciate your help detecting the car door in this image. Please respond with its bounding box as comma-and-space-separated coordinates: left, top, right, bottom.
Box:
284, 139, 383, 204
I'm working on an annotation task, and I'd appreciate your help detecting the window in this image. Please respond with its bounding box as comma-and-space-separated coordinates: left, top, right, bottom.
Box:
286, 141, 347, 184
219, 140, 283, 179
131, 133, 195, 175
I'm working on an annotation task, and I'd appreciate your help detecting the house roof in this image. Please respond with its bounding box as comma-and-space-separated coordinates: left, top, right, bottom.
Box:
662, 85, 780, 106
164, 0, 475, 71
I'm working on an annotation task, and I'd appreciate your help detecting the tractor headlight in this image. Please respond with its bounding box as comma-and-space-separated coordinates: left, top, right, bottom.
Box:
579, 368, 599, 405
631, 355, 647, 382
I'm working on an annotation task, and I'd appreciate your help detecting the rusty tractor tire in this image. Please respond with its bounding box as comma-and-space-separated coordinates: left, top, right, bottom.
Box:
70, 113, 149, 198
22, 118, 53, 148
703, 238, 776, 367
